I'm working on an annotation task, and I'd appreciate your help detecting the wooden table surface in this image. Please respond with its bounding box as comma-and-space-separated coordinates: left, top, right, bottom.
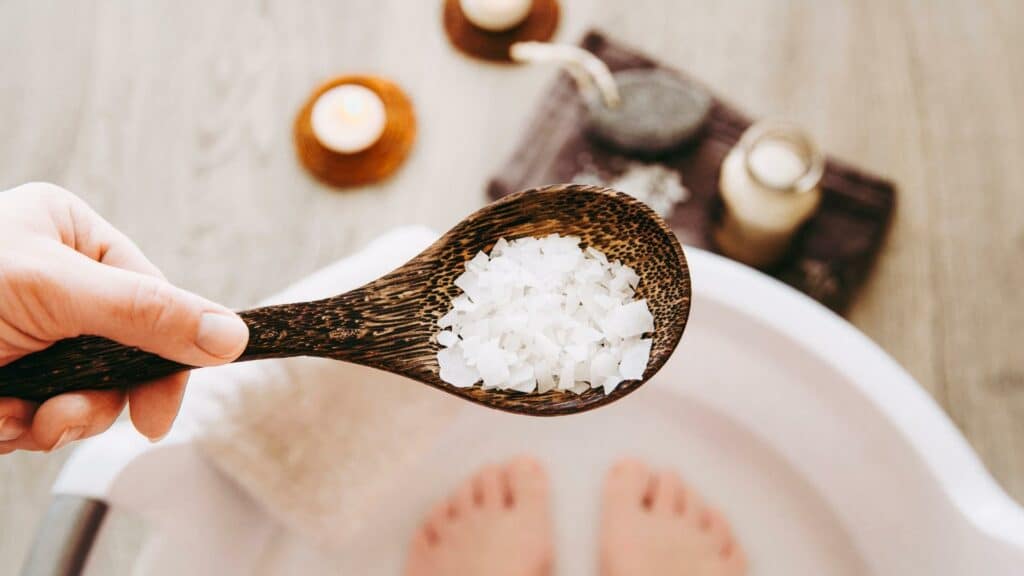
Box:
1, 0, 1021, 573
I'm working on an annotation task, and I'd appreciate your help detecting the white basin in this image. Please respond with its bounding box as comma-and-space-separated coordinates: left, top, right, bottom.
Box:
43, 246, 1024, 575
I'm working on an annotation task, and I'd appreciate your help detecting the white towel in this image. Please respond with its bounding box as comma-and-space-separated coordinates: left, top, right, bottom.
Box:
180, 226, 463, 549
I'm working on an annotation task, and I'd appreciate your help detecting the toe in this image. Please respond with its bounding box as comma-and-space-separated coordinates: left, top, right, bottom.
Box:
672, 477, 688, 516
680, 484, 706, 526
453, 478, 475, 514
421, 518, 441, 546
444, 498, 460, 520
472, 464, 504, 508
604, 458, 654, 509
651, 469, 681, 514
697, 506, 713, 532
413, 524, 437, 549
506, 456, 548, 509
705, 508, 736, 556
425, 502, 451, 539
724, 539, 748, 574
404, 528, 436, 576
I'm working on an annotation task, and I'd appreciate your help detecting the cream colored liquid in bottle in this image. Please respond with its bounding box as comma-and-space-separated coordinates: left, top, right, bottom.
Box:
715, 121, 825, 269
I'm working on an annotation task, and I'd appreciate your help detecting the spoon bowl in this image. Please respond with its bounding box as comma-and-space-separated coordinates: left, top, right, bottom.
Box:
0, 184, 690, 416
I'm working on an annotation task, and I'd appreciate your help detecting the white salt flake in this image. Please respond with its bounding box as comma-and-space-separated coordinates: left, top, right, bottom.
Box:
511, 379, 538, 393
437, 330, 458, 347
570, 382, 591, 395
537, 364, 556, 393
437, 310, 457, 329
468, 251, 490, 271
452, 294, 476, 312
437, 346, 480, 388
602, 377, 623, 394
619, 338, 653, 380
454, 270, 485, 302
557, 358, 576, 390
476, 340, 510, 388
603, 300, 655, 339
571, 325, 604, 344
435, 234, 655, 394
532, 332, 560, 358
460, 337, 482, 364
509, 364, 536, 393
589, 350, 619, 385
573, 162, 691, 218
460, 318, 491, 340
565, 344, 589, 362
586, 247, 609, 265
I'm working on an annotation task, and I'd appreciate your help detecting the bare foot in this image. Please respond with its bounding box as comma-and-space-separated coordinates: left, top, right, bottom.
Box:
600, 459, 747, 576
405, 457, 554, 576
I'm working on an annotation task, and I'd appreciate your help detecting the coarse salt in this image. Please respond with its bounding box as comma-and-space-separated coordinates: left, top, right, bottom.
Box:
435, 234, 654, 394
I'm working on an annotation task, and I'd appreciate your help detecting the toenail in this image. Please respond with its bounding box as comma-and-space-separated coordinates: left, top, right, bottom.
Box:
49, 427, 84, 452
0, 417, 27, 442
720, 539, 734, 557
699, 510, 712, 530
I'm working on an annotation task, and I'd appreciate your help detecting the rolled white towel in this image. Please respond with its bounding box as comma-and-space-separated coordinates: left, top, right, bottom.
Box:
179, 226, 462, 548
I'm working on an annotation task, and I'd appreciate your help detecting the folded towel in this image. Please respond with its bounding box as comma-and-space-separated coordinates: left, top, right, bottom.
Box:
180, 227, 462, 548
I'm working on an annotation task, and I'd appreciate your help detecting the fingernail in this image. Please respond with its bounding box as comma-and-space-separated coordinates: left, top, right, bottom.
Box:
0, 417, 27, 442
50, 427, 84, 452
196, 312, 249, 359
149, 432, 168, 444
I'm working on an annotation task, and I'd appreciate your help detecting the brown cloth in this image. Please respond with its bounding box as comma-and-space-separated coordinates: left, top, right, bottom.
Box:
488, 31, 896, 314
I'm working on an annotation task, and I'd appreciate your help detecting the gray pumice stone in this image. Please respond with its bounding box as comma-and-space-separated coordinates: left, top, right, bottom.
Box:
586, 69, 712, 156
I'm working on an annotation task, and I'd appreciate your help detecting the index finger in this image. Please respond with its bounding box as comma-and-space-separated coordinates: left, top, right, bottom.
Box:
57, 196, 195, 441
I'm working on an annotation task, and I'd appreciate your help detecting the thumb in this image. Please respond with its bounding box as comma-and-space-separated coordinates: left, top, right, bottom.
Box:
50, 250, 249, 367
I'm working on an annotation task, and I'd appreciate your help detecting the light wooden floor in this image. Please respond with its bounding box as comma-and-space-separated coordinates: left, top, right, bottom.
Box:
1, 0, 1022, 573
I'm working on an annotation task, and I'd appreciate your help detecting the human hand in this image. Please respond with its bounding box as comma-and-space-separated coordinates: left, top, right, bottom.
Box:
0, 183, 249, 453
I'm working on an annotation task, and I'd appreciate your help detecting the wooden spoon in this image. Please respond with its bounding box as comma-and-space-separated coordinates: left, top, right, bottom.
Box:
0, 184, 690, 416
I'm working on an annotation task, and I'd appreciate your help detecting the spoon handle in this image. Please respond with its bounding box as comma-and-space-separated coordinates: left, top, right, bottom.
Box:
0, 299, 358, 403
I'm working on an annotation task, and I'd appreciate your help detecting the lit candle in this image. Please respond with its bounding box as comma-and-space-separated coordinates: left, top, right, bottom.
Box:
715, 122, 824, 268
459, 0, 533, 32
310, 84, 387, 154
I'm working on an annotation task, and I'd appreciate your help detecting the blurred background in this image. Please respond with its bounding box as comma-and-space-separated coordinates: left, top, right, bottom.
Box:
1, 0, 1021, 573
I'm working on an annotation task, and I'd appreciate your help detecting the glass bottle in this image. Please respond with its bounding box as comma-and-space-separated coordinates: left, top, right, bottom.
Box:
715, 121, 825, 269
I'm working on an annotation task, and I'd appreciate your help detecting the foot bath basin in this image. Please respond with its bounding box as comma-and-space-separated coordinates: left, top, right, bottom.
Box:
25, 240, 1024, 576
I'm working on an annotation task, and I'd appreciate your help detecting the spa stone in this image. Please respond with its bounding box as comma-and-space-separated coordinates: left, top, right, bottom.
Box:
586, 69, 711, 155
